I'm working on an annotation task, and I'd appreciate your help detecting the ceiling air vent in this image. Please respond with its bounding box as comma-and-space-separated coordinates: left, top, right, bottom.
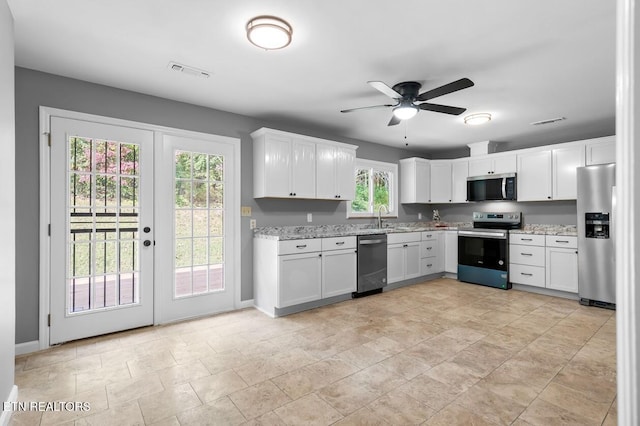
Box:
530, 117, 566, 126
168, 61, 211, 79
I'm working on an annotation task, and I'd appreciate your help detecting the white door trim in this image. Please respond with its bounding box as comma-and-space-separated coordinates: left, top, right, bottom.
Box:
616, 0, 638, 423
39, 106, 241, 349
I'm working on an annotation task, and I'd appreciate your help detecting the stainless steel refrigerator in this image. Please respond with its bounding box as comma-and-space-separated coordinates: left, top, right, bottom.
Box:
577, 163, 616, 308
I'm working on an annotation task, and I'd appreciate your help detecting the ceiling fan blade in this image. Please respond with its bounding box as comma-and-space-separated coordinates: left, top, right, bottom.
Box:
416, 78, 474, 101
388, 115, 401, 126
419, 103, 467, 115
368, 81, 403, 99
340, 104, 394, 113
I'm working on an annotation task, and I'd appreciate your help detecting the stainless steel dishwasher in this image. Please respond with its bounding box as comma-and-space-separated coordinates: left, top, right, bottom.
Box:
354, 234, 388, 297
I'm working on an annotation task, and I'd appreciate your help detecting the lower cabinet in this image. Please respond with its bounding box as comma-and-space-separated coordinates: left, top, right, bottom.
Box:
278, 252, 322, 308
321, 247, 357, 298
508, 233, 578, 293
387, 232, 421, 284
444, 230, 458, 274
545, 237, 578, 293
420, 231, 444, 276
254, 236, 357, 316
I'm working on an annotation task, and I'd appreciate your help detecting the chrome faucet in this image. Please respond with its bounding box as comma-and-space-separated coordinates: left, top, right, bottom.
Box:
377, 205, 388, 229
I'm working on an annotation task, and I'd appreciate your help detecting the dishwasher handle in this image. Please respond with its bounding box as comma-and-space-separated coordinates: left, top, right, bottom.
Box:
359, 239, 386, 245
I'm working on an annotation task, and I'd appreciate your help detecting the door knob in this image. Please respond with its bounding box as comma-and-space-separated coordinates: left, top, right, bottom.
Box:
143, 240, 151, 247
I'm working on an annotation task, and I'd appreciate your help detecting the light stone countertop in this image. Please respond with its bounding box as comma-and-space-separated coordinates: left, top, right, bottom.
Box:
253, 222, 469, 241
510, 224, 578, 236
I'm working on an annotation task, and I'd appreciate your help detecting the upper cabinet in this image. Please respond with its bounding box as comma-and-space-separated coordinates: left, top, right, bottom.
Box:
400, 158, 430, 203
517, 150, 552, 201
317, 143, 356, 200
552, 144, 585, 200
585, 136, 616, 165
430, 161, 452, 203
252, 128, 357, 200
468, 153, 516, 177
451, 159, 469, 203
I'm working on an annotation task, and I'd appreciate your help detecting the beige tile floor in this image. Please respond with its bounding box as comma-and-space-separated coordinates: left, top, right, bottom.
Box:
10, 278, 617, 425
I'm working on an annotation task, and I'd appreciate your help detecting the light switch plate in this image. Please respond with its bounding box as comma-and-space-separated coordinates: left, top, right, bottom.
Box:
307, 213, 312, 223
241, 206, 252, 216
418, 212, 422, 220
250, 219, 256, 229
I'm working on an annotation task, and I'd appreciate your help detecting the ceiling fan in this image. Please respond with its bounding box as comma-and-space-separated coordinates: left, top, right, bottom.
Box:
341, 78, 474, 126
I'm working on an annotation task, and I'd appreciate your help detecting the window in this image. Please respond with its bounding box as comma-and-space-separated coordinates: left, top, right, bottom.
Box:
348, 159, 398, 218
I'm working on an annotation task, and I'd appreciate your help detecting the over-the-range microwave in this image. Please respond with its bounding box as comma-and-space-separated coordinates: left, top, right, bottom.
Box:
467, 173, 517, 202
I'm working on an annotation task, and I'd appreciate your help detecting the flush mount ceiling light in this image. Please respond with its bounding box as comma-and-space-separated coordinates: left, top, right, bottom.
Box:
246, 15, 292, 50
464, 112, 492, 125
393, 101, 419, 120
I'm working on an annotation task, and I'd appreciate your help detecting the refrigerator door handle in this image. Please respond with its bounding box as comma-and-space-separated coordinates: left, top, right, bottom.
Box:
612, 185, 616, 265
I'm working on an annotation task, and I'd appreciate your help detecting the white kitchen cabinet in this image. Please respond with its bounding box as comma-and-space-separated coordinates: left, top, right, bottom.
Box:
517, 150, 552, 201
322, 248, 357, 298
420, 231, 444, 275
253, 130, 316, 198
317, 143, 356, 200
444, 230, 458, 273
400, 158, 430, 204
387, 244, 405, 284
451, 159, 469, 203
585, 136, 616, 165
552, 144, 585, 200
430, 161, 452, 203
252, 127, 357, 200
278, 252, 322, 308
468, 154, 516, 177
545, 235, 578, 293
387, 232, 421, 283
509, 234, 546, 288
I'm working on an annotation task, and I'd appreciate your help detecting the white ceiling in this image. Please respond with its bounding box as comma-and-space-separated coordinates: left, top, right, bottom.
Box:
8, 0, 616, 153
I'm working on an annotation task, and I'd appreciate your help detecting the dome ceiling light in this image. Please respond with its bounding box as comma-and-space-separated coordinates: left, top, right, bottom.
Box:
464, 113, 492, 125
246, 15, 292, 50
393, 101, 419, 120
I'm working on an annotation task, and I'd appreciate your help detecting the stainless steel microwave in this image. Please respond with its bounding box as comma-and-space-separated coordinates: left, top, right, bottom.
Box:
467, 173, 517, 202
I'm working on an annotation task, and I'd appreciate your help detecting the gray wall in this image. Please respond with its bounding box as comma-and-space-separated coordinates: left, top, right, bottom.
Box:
431, 200, 578, 226
14, 67, 428, 344
1, 0, 15, 408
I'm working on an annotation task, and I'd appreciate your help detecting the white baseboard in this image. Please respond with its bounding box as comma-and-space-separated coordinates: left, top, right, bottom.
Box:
1, 385, 18, 426
237, 299, 254, 309
15, 340, 40, 356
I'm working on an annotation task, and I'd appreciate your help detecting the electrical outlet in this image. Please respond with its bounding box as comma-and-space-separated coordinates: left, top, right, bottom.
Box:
418, 212, 422, 220
250, 219, 256, 229
307, 213, 312, 223
241, 206, 252, 216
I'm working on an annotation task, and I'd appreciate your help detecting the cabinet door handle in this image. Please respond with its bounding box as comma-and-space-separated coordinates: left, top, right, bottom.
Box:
555, 240, 570, 243
403, 244, 408, 247
296, 244, 307, 249
521, 253, 533, 256
425, 234, 432, 238
520, 238, 533, 241
335, 241, 345, 245
520, 272, 533, 276
426, 264, 433, 267
426, 247, 432, 250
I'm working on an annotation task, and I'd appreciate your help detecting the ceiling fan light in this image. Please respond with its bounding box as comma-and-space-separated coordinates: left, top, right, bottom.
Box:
464, 113, 492, 125
393, 104, 419, 120
246, 16, 292, 50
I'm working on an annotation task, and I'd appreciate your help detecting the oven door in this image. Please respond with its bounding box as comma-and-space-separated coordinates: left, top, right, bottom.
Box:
457, 232, 510, 289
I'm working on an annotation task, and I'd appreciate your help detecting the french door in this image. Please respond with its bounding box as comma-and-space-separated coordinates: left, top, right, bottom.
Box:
50, 117, 154, 344
48, 113, 238, 344
155, 134, 236, 322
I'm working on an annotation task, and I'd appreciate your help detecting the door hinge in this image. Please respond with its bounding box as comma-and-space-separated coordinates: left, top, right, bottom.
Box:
48, 224, 51, 236
48, 314, 51, 327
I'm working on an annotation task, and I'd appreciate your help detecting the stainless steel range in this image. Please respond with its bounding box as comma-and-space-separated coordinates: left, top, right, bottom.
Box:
458, 212, 522, 290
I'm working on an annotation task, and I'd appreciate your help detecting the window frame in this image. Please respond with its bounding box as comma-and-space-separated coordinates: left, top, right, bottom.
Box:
347, 158, 398, 218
